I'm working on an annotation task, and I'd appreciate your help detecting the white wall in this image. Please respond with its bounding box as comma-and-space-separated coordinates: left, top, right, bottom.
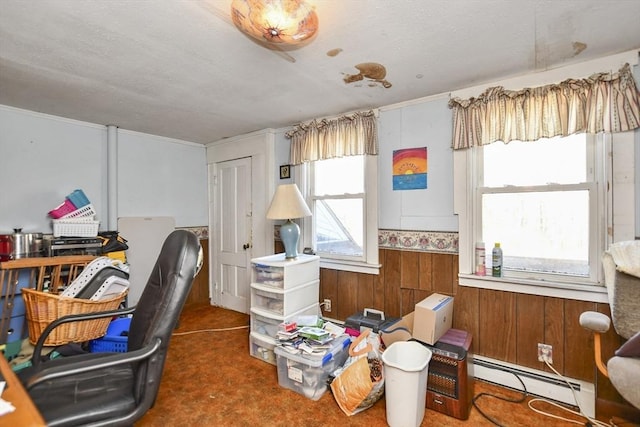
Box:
378, 95, 457, 231
117, 129, 207, 226
0, 106, 106, 234
2, 50, 637, 238
0, 105, 208, 234
272, 97, 458, 233
273, 128, 293, 187
272, 52, 638, 239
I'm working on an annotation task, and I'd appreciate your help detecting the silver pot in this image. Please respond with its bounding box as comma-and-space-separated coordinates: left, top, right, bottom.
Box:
0, 229, 43, 260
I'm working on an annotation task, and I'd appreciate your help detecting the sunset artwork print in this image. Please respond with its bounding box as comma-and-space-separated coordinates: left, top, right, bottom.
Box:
392, 147, 428, 190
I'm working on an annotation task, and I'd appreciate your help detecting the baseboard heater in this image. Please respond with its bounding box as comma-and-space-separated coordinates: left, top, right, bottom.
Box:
472, 355, 595, 418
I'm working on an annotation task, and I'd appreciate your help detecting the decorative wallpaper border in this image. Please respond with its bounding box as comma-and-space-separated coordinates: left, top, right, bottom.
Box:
195, 225, 458, 253
378, 229, 458, 254
178, 226, 208, 240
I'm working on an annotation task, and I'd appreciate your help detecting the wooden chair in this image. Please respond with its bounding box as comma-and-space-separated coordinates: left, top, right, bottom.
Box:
0, 255, 95, 347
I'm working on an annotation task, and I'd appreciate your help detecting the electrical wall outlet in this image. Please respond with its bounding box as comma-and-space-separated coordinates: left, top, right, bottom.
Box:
323, 299, 332, 312
537, 343, 553, 364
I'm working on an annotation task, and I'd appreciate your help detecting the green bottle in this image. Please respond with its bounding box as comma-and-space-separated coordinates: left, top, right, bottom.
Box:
492, 243, 503, 277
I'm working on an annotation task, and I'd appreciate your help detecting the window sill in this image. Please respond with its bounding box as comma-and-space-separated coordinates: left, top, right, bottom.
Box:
319, 259, 381, 275
458, 273, 608, 303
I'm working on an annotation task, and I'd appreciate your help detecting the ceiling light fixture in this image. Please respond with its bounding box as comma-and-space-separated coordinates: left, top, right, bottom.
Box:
230, 0, 318, 46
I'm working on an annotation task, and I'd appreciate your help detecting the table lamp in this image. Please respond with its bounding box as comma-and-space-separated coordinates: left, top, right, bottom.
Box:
266, 184, 311, 259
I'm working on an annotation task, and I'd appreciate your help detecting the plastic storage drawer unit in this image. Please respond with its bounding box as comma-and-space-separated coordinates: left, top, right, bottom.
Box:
251, 254, 320, 289
251, 280, 319, 317
250, 331, 277, 365
274, 335, 351, 401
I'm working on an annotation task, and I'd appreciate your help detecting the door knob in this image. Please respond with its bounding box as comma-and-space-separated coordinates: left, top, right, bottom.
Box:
243, 243, 251, 250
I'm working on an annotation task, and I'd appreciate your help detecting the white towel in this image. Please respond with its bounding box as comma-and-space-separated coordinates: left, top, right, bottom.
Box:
609, 240, 640, 279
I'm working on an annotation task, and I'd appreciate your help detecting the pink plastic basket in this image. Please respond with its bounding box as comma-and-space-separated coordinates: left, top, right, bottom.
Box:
48, 199, 77, 219
60, 204, 97, 219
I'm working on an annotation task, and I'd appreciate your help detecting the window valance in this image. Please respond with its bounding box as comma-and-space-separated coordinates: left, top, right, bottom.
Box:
286, 110, 378, 165
448, 63, 640, 150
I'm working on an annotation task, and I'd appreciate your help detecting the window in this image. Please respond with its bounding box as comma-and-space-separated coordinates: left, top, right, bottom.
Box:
479, 133, 604, 283
300, 155, 379, 274
455, 132, 611, 297
450, 55, 639, 301
313, 156, 364, 257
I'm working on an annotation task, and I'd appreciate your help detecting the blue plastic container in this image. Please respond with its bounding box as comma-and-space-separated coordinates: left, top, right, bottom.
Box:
89, 317, 130, 353
66, 189, 91, 209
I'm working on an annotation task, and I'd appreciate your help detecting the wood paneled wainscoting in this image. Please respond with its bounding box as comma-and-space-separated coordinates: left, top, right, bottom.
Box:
318, 247, 637, 422
184, 238, 210, 307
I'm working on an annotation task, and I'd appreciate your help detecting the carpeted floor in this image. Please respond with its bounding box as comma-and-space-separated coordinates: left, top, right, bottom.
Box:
137, 304, 596, 426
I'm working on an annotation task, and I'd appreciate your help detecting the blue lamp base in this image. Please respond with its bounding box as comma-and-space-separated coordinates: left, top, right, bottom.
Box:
280, 219, 300, 259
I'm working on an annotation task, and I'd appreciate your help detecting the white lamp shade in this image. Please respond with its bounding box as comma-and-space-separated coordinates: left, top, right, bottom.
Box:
266, 184, 311, 220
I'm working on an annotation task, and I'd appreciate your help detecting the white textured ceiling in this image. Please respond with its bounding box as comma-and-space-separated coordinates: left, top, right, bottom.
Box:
1, 0, 639, 144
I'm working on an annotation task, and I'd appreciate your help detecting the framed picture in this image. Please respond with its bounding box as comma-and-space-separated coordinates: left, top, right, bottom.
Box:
279, 164, 291, 179
392, 147, 428, 190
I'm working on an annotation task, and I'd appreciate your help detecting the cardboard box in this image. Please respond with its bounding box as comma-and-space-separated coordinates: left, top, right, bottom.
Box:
380, 312, 414, 348
412, 293, 454, 345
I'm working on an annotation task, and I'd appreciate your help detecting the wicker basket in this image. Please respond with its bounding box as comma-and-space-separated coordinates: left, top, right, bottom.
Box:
21, 288, 128, 346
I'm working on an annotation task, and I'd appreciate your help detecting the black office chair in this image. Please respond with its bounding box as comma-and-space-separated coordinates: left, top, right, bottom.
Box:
18, 229, 203, 427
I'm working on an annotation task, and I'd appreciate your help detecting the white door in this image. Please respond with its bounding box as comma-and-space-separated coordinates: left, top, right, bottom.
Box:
212, 157, 252, 313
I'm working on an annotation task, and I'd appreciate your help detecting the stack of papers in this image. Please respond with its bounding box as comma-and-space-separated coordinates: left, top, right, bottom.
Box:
299, 341, 331, 356
276, 329, 299, 342
275, 320, 350, 359
298, 326, 331, 343
296, 315, 323, 327
323, 321, 346, 338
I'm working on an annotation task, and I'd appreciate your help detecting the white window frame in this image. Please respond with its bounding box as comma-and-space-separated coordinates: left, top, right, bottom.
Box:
477, 134, 604, 284
454, 130, 640, 303
296, 155, 380, 274
451, 52, 639, 304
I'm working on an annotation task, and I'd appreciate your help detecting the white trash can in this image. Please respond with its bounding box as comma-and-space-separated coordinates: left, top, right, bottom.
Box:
381, 341, 432, 427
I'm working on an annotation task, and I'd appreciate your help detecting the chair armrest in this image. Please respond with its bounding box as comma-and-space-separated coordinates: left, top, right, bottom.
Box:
24, 337, 162, 391
31, 305, 137, 368
580, 311, 612, 377
579, 311, 611, 333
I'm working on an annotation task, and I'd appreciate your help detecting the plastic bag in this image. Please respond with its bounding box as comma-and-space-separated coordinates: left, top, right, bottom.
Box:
330, 329, 384, 416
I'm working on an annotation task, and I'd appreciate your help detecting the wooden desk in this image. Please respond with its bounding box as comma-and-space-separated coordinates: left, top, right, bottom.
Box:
0, 356, 45, 426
